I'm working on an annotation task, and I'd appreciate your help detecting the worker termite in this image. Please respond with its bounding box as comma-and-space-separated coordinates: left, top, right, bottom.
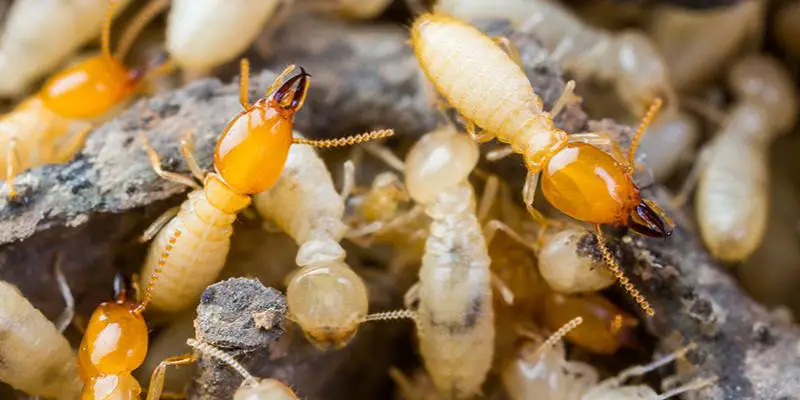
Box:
411, 13, 670, 316
503, 318, 717, 400
254, 132, 381, 349
0, 0, 132, 97
138, 59, 393, 313
647, 0, 764, 90
536, 226, 616, 294
435, 0, 677, 118
186, 338, 299, 400
682, 55, 798, 262
0, 278, 81, 399
636, 111, 700, 182
0, 0, 170, 198
167, 0, 288, 74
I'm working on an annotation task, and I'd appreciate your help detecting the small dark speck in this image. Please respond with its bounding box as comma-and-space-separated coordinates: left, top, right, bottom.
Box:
201, 287, 217, 304
689, 298, 713, 318
125, 185, 137, 195
752, 323, 776, 346
124, 137, 135, 147
71, 179, 92, 194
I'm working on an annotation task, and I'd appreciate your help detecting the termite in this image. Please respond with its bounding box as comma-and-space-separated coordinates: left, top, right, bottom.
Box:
682, 55, 798, 262
186, 338, 299, 400
435, 0, 677, 118
137, 59, 393, 313
254, 133, 388, 349
0, 0, 170, 198
167, 0, 289, 74
647, 0, 764, 90
0, 276, 81, 399
636, 111, 700, 182
0, 0, 131, 97
543, 292, 639, 354
536, 226, 616, 294
503, 318, 716, 400
410, 13, 671, 316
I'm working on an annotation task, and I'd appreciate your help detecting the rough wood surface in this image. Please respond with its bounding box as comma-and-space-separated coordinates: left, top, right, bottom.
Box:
0, 14, 795, 400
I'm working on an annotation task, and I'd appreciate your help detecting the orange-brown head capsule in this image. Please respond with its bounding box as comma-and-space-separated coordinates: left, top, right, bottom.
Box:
213, 69, 310, 194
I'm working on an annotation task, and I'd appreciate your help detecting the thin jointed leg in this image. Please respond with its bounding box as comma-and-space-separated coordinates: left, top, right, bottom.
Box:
55, 125, 93, 163
492, 36, 524, 69
550, 80, 577, 117
146, 354, 198, 400
595, 344, 695, 392
140, 134, 201, 189
53, 254, 75, 334
477, 174, 500, 222
138, 206, 180, 243
179, 130, 205, 181
5, 137, 20, 198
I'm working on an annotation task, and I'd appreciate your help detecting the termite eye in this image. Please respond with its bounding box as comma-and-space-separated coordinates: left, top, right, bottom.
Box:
628, 201, 672, 239
270, 68, 311, 113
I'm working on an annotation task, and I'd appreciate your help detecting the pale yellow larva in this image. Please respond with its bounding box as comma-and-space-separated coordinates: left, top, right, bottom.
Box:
0, 280, 81, 399
696, 55, 798, 262
253, 133, 369, 349
411, 13, 566, 170
140, 189, 236, 312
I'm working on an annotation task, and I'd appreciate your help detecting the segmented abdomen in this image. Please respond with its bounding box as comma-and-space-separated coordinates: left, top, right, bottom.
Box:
140, 191, 235, 312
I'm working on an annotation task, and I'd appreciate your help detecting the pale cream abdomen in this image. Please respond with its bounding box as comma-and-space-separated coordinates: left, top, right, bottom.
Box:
0, 281, 81, 399
141, 191, 235, 312
697, 135, 767, 262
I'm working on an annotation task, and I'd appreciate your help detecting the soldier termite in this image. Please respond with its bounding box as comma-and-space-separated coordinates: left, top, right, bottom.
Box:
167, 0, 291, 74
0, 278, 81, 399
186, 338, 300, 400
410, 13, 670, 316
678, 55, 798, 262
254, 132, 384, 349
137, 59, 393, 313
0, 0, 170, 198
0, 0, 132, 97
503, 319, 716, 400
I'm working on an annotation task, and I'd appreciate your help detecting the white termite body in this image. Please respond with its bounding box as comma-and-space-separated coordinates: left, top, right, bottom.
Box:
254, 134, 368, 348
411, 13, 566, 170
167, 0, 281, 71
402, 127, 493, 398
637, 111, 700, 182
696, 55, 798, 262
648, 1, 763, 90
503, 335, 713, 400
140, 189, 235, 312
0, 280, 81, 399
536, 226, 615, 294
436, 0, 676, 117
0, 0, 130, 96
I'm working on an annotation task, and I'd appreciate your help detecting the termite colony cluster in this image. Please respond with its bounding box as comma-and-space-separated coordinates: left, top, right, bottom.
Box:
0, 0, 798, 399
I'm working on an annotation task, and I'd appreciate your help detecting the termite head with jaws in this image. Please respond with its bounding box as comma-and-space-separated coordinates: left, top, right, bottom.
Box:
536, 99, 673, 240
38, 0, 170, 120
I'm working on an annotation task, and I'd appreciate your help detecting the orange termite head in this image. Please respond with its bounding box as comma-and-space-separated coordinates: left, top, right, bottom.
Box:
268, 67, 311, 117
628, 198, 673, 239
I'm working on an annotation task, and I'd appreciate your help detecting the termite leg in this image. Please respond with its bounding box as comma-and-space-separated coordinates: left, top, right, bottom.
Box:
53, 254, 75, 333
146, 353, 198, 400
485, 145, 514, 162
4, 136, 20, 198
404, 283, 420, 310
138, 206, 180, 243
568, 132, 626, 164
672, 144, 713, 208
523, 170, 553, 237
483, 219, 536, 253
477, 174, 500, 222
594, 344, 696, 392
55, 125, 93, 163
363, 143, 406, 173
340, 160, 356, 200
140, 134, 201, 189
179, 130, 205, 181
656, 376, 718, 400
465, 120, 495, 143
550, 80, 578, 117
264, 64, 299, 98
626, 98, 663, 174
491, 274, 515, 305
388, 367, 425, 400
114, 0, 171, 60
491, 36, 524, 69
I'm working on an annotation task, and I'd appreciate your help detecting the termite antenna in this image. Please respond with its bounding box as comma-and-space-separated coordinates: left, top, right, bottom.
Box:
627, 97, 663, 173
114, 0, 170, 61
186, 338, 259, 387
101, 0, 117, 62
135, 228, 182, 314
604, 343, 696, 388
362, 309, 421, 333
594, 226, 655, 316
292, 129, 395, 148
656, 376, 718, 400
530, 317, 582, 359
